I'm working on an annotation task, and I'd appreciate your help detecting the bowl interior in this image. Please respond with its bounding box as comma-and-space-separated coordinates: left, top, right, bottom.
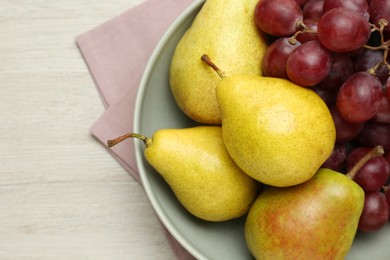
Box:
134, 1, 390, 259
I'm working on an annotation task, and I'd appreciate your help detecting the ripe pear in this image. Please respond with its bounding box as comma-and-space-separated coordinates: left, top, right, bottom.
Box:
108, 126, 259, 222
244, 146, 384, 259
216, 74, 336, 187
169, 0, 268, 125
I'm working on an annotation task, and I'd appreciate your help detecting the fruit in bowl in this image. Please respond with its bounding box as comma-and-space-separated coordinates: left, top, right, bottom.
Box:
108, 126, 260, 222
169, 0, 268, 125
108, 0, 390, 259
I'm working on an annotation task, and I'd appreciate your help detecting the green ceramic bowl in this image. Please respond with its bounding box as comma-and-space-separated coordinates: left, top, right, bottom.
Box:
134, 1, 390, 259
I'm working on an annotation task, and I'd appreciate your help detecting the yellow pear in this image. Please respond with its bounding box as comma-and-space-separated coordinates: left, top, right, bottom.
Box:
216, 74, 336, 187
108, 126, 260, 222
245, 169, 364, 259
169, 0, 268, 125
245, 146, 384, 259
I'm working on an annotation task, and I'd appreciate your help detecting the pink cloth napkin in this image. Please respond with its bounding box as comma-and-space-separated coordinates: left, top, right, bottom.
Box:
76, 0, 197, 259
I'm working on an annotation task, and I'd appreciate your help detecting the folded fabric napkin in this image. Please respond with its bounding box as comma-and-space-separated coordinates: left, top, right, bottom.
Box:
76, 0, 197, 259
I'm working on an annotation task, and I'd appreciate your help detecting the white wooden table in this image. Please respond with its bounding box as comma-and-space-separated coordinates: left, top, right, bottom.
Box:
0, 0, 176, 259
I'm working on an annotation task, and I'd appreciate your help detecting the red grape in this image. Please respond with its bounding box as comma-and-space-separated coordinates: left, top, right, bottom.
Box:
317, 7, 371, 53
261, 37, 301, 79
296, 19, 319, 43
353, 48, 390, 83
358, 191, 390, 232
386, 77, 390, 101
357, 121, 390, 150
384, 187, 390, 217
312, 85, 338, 105
319, 54, 354, 89
323, 0, 370, 20
286, 40, 332, 86
347, 147, 390, 191
254, 0, 303, 36
294, 0, 309, 6
329, 105, 365, 143
321, 143, 347, 171
386, 152, 390, 165
253, 0, 390, 232
253, 0, 390, 235
372, 95, 390, 123
336, 72, 383, 123
302, 0, 324, 20
369, 0, 390, 31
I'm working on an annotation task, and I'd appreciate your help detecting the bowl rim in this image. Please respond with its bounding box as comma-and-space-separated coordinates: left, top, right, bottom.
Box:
133, 1, 390, 259
134, 0, 206, 259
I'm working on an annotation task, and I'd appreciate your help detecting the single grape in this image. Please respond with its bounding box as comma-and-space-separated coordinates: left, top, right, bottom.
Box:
357, 121, 390, 150
358, 191, 390, 232
353, 48, 390, 83
347, 147, 371, 169
254, 0, 303, 36
286, 40, 332, 86
336, 71, 383, 123
346, 147, 390, 191
369, 0, 390, 31
317, 7, 371, 53
312, 85, 338, 105
357, 46, 379, 59
261, 37, 301, 79
296, 19, 319, 43
321, 143, 347, 171
372, 95, 390, 123
323, 0, 370, 20
302, 0, 324, 20
319, 54, 354, 89
329, 105, 365, 143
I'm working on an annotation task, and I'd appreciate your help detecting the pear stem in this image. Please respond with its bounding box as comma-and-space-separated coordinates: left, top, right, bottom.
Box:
346, 145, 385, 179
201, 54, 226, 79
107, 133, 152, 148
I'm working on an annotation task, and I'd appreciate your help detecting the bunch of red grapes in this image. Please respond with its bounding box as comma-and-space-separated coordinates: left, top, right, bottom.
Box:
254, 0, 390, 233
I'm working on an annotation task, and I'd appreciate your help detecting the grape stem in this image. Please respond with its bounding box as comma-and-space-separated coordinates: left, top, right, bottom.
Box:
288, 20, 315, 45
346, 145, 385, 179
107, 133, 152, 148
363, 19, 390, 75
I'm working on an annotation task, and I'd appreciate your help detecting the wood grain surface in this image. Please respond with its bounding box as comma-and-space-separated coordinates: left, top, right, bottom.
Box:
0, 0, 176, 259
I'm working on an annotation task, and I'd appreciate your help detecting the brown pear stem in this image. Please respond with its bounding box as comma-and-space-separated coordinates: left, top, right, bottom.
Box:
107, 133, 152, 148
346, 145, 385, 179
201, 54, 226, 79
